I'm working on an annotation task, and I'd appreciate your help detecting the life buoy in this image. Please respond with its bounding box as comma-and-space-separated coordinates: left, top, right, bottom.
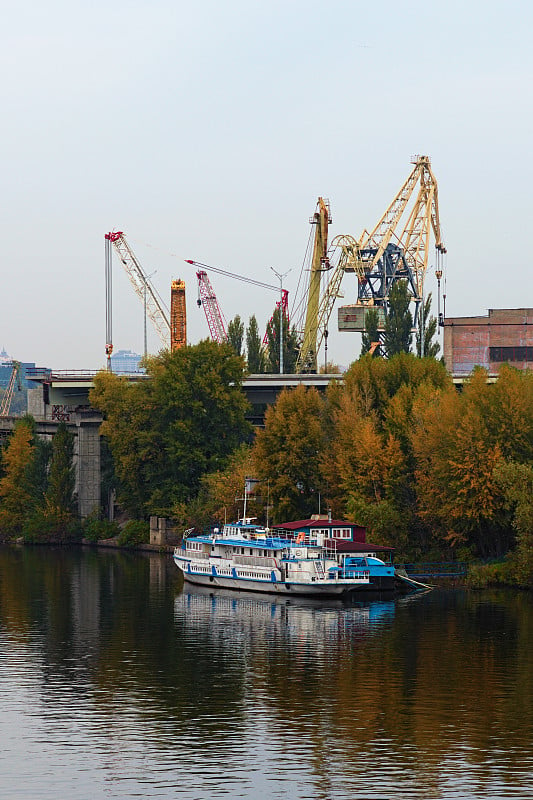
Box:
294, 549, 303, 557
295, 532, 305, 544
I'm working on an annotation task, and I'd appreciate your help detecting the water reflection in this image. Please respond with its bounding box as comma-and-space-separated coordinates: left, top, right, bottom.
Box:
1, 546, 533, 799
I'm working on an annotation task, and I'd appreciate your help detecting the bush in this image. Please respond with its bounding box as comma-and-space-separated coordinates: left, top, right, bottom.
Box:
83, 514, 120, 543
466, 560, 514, 589
22, 507, 82, 544
117, 520, 149, 548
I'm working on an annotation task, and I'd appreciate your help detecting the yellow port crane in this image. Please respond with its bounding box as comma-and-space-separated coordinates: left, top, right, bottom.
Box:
340, 154, 446, 329
296, 155, 446, 371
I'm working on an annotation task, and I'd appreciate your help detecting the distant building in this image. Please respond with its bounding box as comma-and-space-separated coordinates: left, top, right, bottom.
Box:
109, 349, 145, 374
443, 308, 533, 376
0, 348, 37, 389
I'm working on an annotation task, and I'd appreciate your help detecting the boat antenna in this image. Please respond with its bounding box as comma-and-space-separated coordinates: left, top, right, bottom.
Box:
243, 479, 248, 523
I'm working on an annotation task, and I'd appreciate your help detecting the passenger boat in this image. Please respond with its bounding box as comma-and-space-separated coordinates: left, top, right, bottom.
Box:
173, 516, 398, 597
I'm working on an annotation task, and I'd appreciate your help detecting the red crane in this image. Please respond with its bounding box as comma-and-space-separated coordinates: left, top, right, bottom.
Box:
185, 259, 289, 345
195, 269, 228, 344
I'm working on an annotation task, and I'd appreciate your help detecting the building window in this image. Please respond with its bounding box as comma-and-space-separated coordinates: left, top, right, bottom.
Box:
490, 346, 533, 363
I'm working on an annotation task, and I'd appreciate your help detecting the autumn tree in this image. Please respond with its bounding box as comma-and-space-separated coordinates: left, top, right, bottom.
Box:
252, 385, 329, 521
323, 354, 452, 557
0, 418, 37, 538
90, 340, 252, 518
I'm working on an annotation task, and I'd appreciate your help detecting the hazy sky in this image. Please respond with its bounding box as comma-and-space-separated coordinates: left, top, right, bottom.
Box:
2, 0, 532, 370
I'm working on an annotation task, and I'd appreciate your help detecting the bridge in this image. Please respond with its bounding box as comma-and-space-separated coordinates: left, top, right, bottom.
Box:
0, 370, 342, 517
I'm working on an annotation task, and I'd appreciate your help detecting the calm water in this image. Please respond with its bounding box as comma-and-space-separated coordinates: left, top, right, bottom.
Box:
1, 547, 533, 800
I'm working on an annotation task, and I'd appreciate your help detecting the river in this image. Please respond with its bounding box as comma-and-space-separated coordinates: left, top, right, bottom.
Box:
0, 546, 532, 799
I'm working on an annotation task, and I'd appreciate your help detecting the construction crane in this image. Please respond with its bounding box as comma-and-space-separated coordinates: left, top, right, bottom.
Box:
195, 269, 228, 343
0, 361, 21, 417
185, 259, 288, 345
295, 156, 445, 370
105, 232, 187, 354
339, 154, 446, 344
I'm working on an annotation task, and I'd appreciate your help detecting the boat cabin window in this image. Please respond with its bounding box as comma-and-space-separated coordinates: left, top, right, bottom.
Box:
310, 528, 329, 537
187, 541, 202, 551
332, 528, 352, 539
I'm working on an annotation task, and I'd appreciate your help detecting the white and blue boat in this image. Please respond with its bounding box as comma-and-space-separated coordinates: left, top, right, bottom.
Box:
173, 516, 398, 597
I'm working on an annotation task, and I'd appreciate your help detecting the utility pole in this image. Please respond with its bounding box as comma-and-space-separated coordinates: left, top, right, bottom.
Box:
270, 267, 291, 374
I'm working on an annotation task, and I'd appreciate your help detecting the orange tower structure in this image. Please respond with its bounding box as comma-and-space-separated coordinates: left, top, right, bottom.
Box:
170, 279, 187, 350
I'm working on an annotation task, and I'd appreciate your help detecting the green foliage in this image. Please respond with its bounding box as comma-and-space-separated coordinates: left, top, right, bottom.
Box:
227, 314, 244, 356
361, 307, 381, 357
264, 307, 300, 373
117, 520, 149, 548
493, 460, 533, 586
90, 340, 252, 518
45, 422, 75, 514
383, 280, 413, 356
22, 507, 82, 544
246, 315, 265, 373
416, 293, 440, 358
82, 513, 120, 543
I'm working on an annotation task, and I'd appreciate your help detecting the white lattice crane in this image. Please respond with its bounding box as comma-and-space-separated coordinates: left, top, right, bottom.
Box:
105, 232, 171, 347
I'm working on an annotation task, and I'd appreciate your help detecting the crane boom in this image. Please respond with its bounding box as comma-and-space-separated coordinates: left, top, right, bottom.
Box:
105, 232, 171, 347
196, 270, 228, 343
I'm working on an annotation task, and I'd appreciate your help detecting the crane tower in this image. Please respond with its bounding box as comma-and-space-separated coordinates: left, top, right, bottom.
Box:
170, 279, 187, 350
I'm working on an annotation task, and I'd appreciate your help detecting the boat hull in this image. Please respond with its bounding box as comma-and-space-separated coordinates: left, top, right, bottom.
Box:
174, 557, 394, 596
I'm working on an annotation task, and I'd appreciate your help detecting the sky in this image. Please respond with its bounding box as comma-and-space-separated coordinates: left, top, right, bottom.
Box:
2, 0, 532, 371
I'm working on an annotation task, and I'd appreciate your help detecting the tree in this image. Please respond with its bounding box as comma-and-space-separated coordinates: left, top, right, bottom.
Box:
361, 307, 381, 357
45, 423, 76, 514
246, 315, 265, 373
252, 385, 328, 521
0, 418, 37, 537
22, 422, 80, 543
90, 340, 252, 517
264, 306, 300, 373
227, 314, 244, 356
383, 280, 412, 356
416, 292, 440, 358
494, 460, 533, 586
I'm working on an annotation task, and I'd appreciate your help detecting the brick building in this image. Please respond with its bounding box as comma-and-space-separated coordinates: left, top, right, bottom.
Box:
443, 308, 533, 376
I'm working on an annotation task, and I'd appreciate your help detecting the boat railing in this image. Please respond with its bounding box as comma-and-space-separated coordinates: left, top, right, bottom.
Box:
183, 549, 211, 560
233, 555, 278, 568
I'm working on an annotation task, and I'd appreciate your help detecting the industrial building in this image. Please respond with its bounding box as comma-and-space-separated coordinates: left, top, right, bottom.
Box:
443, 308, 533, 376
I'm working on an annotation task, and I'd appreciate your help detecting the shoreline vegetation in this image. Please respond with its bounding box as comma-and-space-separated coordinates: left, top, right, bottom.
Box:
1, 343, 532, 592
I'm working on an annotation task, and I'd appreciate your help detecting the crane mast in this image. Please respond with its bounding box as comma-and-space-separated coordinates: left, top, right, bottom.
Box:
170, 279, 187, 350
297, 198, 332, 373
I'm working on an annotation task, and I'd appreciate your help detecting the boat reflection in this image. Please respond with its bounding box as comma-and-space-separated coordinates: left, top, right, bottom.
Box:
175, 584, 399, 642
